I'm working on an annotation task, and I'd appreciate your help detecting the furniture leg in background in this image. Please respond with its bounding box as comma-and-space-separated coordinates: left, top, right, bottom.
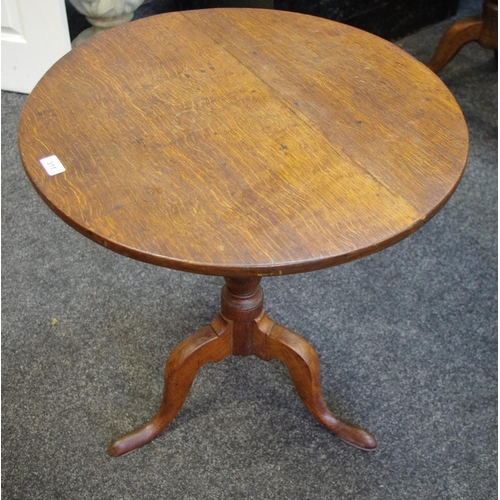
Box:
427, 0, 498, 72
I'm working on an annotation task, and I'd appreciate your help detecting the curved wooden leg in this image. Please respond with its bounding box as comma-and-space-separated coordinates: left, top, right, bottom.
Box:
108, 319, 232, 456
108, 278, 377, 456
253, 315, 377, 451
427, 15, 483, 73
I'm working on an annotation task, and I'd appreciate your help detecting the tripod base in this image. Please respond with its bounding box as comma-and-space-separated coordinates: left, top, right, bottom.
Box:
108, 277, 377, 456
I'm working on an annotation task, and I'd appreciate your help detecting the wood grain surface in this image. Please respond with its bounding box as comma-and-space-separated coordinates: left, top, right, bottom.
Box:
18, 8, 469, 277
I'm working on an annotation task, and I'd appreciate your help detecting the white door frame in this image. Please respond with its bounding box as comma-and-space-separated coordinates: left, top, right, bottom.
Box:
2, 0, 71, 94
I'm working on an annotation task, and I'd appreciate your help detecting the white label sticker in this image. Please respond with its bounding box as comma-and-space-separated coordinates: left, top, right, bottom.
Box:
39, 155, 66, 176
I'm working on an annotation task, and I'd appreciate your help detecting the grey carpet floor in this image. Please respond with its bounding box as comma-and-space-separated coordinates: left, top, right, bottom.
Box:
2, 1, 497, 498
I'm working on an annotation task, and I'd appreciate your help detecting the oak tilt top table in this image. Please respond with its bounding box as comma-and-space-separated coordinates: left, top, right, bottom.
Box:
18, 8, 468, 456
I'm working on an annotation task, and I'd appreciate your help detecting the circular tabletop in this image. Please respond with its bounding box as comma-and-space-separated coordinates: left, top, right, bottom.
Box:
18, 8, 469, 277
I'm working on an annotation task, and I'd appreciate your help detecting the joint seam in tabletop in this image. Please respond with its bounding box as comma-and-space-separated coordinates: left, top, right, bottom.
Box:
179, 9, 469, 219
179, 10, 403, 200
17, 9, 470, 278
